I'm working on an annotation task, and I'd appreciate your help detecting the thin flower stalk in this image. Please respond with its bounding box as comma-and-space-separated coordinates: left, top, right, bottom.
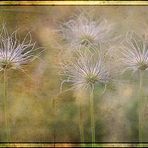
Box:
138, 70, 143, 143
3, 69, 10, 141
0, 24, 43, 141
60, 47, 112, 145
119, 32, 148, 142
90, 86, 95, 147
79, 100, 85, 146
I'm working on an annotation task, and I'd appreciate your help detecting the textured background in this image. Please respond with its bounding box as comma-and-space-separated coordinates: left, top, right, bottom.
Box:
0, 6, 148, 144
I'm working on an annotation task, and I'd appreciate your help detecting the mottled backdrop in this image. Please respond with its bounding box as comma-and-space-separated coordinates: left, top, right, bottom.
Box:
0, 6, 148, 145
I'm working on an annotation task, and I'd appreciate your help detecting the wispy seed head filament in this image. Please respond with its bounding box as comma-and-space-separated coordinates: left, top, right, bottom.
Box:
0, 24, 42, 71
60, 14, 113, 50
60, 48, 111, 91
120, 32, 148, 73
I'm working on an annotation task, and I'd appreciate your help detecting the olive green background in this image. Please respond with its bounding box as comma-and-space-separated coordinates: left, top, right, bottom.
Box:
0, 6, 148, 145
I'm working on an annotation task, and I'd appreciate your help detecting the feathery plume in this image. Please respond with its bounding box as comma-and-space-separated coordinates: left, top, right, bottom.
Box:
59, 14, 113, 50
119, 32, 148, 73
60, 47, 112, 91
0, 24, 43, 71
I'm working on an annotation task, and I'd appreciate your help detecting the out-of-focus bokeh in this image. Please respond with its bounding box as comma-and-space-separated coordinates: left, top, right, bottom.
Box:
0, 6, 148, 145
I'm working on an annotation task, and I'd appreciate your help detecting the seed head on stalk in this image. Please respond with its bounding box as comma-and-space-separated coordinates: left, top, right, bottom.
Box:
0, 24, 44, 142
118, 32, 148, 143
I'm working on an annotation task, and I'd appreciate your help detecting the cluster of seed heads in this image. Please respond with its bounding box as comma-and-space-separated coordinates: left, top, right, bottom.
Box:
59, 13, 148, 92
59, 14, 115, 92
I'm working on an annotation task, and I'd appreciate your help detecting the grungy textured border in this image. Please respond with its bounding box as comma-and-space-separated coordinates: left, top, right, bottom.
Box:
0, 1, 147, 6
0, 0, 148, 147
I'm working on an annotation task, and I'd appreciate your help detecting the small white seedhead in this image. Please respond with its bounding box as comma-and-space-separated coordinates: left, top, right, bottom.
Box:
0, 24, 43, 71
59, 13, 113, 50
119, 31, 148, 73
60, 46, 112, 92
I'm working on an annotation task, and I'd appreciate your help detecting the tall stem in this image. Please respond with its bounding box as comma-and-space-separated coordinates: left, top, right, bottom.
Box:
89, 88, 95, 146
51, 96, 56, 147
139, 70, 143, 143
79, 101, 85, 146
3, 69, 9, 142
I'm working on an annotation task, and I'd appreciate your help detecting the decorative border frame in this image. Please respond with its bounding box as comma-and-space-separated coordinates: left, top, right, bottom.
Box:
0, 1, 147, 6
0, 1, 148, 147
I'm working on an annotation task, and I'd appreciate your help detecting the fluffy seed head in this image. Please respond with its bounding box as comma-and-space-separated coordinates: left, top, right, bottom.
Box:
120, 32, 148, 73
0, 24, 42, 71
60, 14, 113, 49
60, 48, 112, 91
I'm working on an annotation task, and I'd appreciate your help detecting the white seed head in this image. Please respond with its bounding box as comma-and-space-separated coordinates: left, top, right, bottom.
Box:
0, 24, 42, 71
60, 14, 113, 49
60, 48, 111, 91
120, 32, 148, 73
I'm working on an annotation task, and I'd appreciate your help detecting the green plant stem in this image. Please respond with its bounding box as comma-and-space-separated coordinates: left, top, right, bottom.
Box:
3, 69, 9, 142
51, 96, 56, 147
139, 70, 143, 143
89, 88, 95, 146
79, 101, 85, 147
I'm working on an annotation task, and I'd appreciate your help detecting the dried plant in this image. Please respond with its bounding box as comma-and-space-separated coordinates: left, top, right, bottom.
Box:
119, 31, 148, 142
60, 47, 112, 92
59, 46, 114, 145
59, 14, 113, 50
120, 32, 148, 73
0, 24, 43, 72
0, 24, 43, 142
